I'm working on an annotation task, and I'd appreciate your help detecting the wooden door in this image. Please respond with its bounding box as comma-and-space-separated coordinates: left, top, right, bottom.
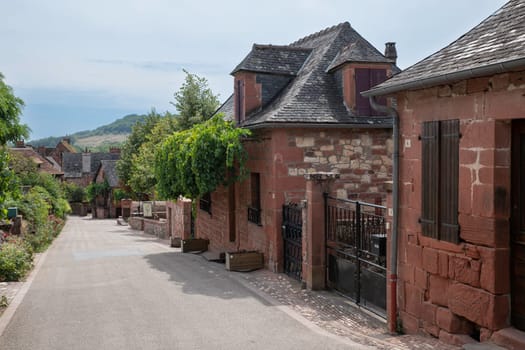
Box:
511, 120, 525, 331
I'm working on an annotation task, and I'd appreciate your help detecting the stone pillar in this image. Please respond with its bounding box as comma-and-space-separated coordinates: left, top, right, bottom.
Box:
121, 199, 132, 219
174, 197, 192, 240
303, 172, 339, 290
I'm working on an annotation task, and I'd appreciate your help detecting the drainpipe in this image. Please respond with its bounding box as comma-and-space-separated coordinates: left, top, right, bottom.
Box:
369, 96, 399, 334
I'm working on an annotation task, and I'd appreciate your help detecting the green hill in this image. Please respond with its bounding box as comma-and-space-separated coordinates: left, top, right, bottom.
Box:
29, 114, 148, 151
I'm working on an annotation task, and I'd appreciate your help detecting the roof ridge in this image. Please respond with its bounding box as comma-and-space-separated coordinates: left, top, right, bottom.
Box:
290, 22, 351, 46
252, 44, 312, 51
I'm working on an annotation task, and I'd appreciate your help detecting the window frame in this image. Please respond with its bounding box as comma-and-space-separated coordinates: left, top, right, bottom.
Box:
247, 172, 262, 226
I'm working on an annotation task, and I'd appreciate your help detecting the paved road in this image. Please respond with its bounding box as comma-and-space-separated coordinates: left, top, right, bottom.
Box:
0, 217, 366, 350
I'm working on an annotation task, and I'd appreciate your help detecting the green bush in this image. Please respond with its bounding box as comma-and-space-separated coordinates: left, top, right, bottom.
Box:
0, 237, 32, 281
63, 182, 86, 203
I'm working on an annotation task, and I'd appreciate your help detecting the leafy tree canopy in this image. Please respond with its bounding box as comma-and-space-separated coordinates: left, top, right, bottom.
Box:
171, 70, 220, 130
0, 73, 30, 145
129, 113, 177, 198
155, 114, 250, 199
116, 109, 163, 188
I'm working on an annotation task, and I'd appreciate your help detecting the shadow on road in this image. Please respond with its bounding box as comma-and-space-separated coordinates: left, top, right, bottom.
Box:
142, 250, 273, 306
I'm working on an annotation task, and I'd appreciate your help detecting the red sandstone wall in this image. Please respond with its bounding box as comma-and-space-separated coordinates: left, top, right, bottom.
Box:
393, 71, 525, 342
196, 126, 392, 272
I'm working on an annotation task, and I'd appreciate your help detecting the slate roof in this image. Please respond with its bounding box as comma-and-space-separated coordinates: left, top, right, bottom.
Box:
9, 147, 63, 176
232, 45, 312, 76
62, 152, 120, 178
327, 39, 393, 72
217, 22, 397, 128
97, 160, 119, 187
364, 0, 525, 97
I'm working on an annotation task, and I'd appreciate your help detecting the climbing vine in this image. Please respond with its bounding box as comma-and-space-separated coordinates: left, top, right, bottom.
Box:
155, 114, 250, 199
86, 180, 110, 203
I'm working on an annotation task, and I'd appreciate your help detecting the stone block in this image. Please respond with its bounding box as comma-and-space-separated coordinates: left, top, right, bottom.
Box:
492, 327, 525, 350
436, 307, 474, 334
448, 283, 510, 330
439, 330, 477, 347
438, 252, 449, 278
405, 283, 423, 317
429, 275, 450, 307
478, 247, 510, 294
451, 256, 480, 287
422, 247, 439, 275
421, 302, 437, 325
400, 311, 419, 334
414, 268, 428, 290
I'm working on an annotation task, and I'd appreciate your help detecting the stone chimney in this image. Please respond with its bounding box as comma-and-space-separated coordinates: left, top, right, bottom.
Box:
62, 137, 71, 144
385, 42, 397, 65
82, 152, 91, 173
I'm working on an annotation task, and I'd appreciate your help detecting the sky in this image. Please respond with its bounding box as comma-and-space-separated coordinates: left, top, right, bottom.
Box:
1, 0, 508, 140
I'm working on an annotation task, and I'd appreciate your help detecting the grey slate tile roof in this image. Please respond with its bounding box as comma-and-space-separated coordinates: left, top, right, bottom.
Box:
98, 160, 120, 187
364, 0, 525, 96
232, 45, 312, 76
327, 39, 393, 72
218, 22, 397, 128
62, 152, 120, 178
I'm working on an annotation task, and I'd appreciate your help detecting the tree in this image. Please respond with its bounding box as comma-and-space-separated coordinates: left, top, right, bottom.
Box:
116, 109, 163, 191
155, 114, 250, 199
0, 73, 30, 219
171, 70, 220, 130
128, 113, 177, 198
0, 73, 29, 145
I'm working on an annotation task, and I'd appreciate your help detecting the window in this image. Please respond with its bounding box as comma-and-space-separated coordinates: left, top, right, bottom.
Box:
355, 68, 387, 116
235, 79, 244, 123
248, 173, 261, 225
420, 119, 460, 243
199, 192, 212, 214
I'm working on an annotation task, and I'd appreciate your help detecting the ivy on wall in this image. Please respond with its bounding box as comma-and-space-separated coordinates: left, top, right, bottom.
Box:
155, 114, 250, 199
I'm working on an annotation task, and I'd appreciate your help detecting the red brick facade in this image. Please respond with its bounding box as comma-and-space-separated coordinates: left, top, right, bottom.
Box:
196, 126, 392, 271
391, 70, 525, 341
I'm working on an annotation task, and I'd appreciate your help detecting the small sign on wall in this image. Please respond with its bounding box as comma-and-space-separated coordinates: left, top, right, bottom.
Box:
143, 202, 153, 218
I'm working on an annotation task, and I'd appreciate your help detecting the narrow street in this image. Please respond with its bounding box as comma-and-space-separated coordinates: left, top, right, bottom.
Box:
0, 217, 364, 350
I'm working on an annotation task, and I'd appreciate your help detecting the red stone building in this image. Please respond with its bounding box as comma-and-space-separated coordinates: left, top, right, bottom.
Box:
195, 23, 396, 273
364, 1, 525, 347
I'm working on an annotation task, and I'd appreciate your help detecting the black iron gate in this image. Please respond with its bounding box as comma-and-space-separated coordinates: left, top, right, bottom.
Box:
325, 195, 387, 316
282, 204, 302, 281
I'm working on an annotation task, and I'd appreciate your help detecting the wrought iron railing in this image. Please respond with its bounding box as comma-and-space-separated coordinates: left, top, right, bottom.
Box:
325, 195, 387, 264
248, 206, 262, 226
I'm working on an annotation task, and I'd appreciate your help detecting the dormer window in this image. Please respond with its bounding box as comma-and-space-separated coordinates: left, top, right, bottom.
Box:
354, 68, 387, 116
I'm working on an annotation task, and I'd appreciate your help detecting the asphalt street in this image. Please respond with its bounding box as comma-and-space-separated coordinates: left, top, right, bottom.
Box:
0, 216, 367, 350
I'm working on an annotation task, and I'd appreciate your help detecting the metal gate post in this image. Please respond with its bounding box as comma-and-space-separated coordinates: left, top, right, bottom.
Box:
355, 201, 361, 305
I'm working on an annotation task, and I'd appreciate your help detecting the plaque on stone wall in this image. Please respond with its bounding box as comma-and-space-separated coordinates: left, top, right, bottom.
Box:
143, 202, 153, 218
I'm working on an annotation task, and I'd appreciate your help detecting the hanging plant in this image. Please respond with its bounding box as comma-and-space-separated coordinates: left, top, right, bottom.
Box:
155, 114, 250, 199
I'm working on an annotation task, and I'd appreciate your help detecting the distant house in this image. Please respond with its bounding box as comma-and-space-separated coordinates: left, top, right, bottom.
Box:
363, 0, 525, 347
10, 141, 64, 178
193, 22, 397, 276
62, 150, 120, 187
93, 160, 122, 219
35, 137, 77, 167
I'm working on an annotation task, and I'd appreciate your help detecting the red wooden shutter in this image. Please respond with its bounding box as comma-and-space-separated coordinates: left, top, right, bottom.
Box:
355, 68, 371, 116
369, 69, 387, 116
355, 68, 387, 116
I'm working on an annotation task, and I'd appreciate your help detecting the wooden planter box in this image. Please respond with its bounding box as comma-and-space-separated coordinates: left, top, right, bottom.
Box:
171, 236, 181, 248
226, 251, 264, 272
181, 238, 209, 253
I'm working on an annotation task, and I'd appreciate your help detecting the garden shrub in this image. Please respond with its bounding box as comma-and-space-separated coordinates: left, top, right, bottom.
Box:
0, 236, 32, 281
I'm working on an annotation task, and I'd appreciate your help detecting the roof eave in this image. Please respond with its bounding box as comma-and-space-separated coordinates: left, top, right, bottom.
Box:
362, 57, 525, 97
242, 120, 393, 130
